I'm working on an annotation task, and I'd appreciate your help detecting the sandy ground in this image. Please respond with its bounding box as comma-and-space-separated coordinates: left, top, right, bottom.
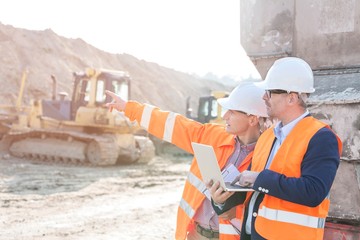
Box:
0, 152, 192, 240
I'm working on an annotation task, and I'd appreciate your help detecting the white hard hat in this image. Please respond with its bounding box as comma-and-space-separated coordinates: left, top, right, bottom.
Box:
258, 57, 315, 93
217, 82, 268, 117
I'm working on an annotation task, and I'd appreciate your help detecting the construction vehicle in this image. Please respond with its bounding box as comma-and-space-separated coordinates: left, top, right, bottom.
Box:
2, 68, 155, 166
240, 0, 360, 238
186, 90, 229, 124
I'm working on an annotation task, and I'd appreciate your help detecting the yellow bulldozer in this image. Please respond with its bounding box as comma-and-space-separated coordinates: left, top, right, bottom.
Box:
1, 68, 155, 166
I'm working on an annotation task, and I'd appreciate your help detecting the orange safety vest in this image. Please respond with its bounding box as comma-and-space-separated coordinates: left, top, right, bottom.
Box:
245, 117, 342, 240
218, 151, 253, 240
124, 102, 251, 240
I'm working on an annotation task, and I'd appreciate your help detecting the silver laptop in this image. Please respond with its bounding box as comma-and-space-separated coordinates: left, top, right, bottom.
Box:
191, 142, 254, 192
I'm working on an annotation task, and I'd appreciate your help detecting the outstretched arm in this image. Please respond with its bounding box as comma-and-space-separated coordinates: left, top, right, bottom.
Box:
105, 90, 232, 154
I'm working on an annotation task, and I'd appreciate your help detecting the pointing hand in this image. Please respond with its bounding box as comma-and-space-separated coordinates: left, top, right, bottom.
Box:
105, 90, 127, 112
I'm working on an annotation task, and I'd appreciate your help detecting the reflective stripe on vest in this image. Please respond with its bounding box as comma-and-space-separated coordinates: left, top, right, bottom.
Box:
218, 204, 243, 239
187, 172, 209, 199
179, 197, 196, 220
178, 172, 208, 220
140, 104, 178, 143
163, 112, 178, 142
219, 223, 239, 235
180, 172, 243, 238
258, 206, 326, 229
140, 104, 155, 129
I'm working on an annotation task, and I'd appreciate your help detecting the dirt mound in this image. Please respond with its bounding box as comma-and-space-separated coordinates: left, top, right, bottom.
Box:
0, 23, 233, 115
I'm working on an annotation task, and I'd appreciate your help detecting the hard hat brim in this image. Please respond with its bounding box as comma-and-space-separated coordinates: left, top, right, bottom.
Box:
217, 97, 230, 110
254, 80, 268, 90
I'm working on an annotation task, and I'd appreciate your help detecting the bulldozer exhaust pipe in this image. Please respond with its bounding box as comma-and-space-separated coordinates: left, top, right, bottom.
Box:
51, 75, 56, 100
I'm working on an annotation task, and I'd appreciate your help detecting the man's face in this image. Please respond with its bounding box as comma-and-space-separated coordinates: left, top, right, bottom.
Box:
263, 90, 289, 118
222, 109, 251, 136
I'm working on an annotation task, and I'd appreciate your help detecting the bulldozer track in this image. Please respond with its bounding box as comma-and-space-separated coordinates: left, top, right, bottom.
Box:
6, 129, 119, 166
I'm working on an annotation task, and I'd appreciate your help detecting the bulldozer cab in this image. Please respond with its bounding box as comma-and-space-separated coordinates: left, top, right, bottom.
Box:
71, 68, 130, 120
196, 96, 217, 123
40, 68, 130, 122
188, 90, 228, 124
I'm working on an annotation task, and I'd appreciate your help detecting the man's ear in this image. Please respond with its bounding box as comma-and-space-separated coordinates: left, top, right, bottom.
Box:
288, 93, 298, 104
249, 116, 258, 126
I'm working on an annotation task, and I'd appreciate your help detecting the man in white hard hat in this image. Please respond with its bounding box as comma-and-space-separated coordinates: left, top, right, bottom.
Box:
105, 82, 268, 240
208, 57, 343, 240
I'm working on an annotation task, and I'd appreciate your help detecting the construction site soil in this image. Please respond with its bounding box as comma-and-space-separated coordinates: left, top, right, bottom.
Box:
0, 148, 192, 240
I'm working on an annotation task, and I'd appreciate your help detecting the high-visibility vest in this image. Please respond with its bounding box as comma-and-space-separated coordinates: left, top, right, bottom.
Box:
124, 102, 251, 240
218, 151, 253, 240
246, 117, 342, 240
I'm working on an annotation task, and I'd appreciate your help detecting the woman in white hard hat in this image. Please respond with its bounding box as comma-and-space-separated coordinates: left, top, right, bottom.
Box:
209, 57, 342, 240
106, 82, 268, 240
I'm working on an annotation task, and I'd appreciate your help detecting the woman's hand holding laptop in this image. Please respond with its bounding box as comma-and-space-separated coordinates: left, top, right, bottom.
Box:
205, 180, 234, 205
